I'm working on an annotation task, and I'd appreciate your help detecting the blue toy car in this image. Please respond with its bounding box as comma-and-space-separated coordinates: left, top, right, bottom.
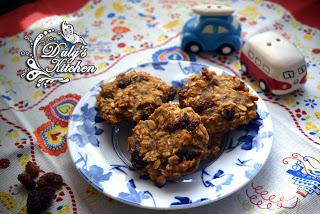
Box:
181, 5, 241, 55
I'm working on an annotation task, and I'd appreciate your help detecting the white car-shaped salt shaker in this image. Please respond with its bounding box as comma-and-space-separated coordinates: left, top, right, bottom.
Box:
240, 31, 307, 95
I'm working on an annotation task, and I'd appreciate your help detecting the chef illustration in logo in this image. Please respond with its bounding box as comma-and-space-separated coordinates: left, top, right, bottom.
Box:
60, 21, 86, 46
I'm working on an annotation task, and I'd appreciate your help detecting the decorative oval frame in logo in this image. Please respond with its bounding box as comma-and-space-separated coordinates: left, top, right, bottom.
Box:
20, 22, 96, 88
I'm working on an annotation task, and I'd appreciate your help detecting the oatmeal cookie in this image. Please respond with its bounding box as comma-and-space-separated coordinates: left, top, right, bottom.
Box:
128, 103, 210, 187
207, 134, 225, 158
179, 68, 258, 135
96, 71, 176, 125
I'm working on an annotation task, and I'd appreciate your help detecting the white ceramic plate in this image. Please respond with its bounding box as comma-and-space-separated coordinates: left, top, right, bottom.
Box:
67, 61, 273, 210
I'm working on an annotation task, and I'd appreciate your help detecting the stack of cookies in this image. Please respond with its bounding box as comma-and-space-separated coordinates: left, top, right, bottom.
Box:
96, 68, 258, 187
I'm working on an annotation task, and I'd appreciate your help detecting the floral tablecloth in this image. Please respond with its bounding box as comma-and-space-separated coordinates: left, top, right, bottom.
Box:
0, 0, 320, 213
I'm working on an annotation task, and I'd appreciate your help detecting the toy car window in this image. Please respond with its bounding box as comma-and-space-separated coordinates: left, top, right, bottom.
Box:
283, 71, 294, 79
298, 65, 306, 74
232, 17, 239, 29
195, 16, 200, 26
218, 26, 228, 33
202, 25, 214, 34
255, 57, 261, 66
263, 64, 270, 73
248, 50, 254, 59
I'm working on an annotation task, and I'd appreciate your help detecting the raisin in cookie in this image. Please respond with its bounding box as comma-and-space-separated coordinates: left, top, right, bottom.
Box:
96, 71, 176, 125
128, 103, 210, 187
179, 68, 258, 135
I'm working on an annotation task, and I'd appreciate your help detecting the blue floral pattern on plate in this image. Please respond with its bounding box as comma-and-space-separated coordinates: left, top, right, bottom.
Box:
170, 196, 208, 207
67, 61, 273, 210
201, 169, 234, 194
69, 104, 103, 147
118, 179, 156, 206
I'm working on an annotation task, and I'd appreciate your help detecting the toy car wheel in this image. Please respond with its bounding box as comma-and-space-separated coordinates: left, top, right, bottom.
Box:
240, 62, 248, 74
259, 80, 269, 93
186, 42, 202, 54
218, 44, 234, 55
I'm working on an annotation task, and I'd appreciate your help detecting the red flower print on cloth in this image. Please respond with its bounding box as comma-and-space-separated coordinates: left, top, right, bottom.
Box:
16, 69, 24, 76
93, 20, 103, 27
295, 108, 307, 118
117, 43, 126, 48
55, 190, 66, 202
14, 138, 27, 149
0, 159, 10, 169
312, 48, 320, 54
13, 100, 29, 109
133, 34, 144, 41
140, 42, 152, 48
109, 53, 120, 61
293, 89, 304, 97
111, 34, 124, 41
282, 13, 292, 22
239, 17, 247, 22
8, 47, 19, 55
249, 21, 257, 25
273, 22, 284, 30
303, 28, 312, 34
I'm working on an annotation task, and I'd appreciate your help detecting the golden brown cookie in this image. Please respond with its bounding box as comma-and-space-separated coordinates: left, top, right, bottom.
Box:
128, 103, 210, 187
179, 68, 258, 135
96, 71, 176, 125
